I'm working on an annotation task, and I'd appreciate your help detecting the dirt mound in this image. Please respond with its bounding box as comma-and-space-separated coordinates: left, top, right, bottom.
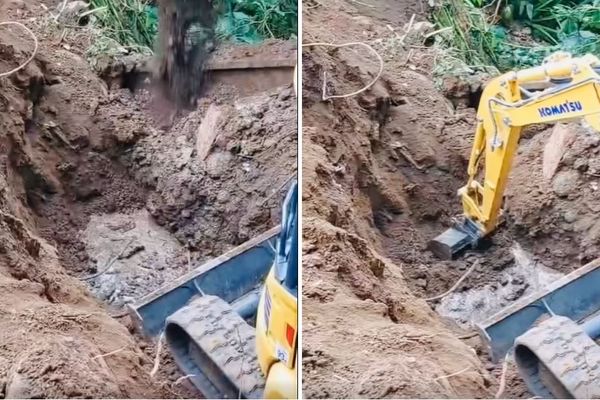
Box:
0, 4, 176, 397
302, 0, 494, 397
130, 86, 297, 257
506, 122, 600, 270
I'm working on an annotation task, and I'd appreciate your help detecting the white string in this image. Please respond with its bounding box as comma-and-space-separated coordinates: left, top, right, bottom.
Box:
0, 21, 39, 78
302, 41, 384, 100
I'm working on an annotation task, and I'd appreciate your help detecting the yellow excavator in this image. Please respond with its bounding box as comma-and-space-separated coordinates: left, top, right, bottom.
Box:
430, 53, 600, 398
429, 52, 600, 260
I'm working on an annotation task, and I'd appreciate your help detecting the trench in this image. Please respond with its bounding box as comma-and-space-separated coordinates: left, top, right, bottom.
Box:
364, 74, 578, 398
1, 21, 296, 395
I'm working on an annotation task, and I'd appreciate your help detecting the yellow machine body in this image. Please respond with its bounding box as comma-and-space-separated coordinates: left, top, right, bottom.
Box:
256, 270, 298, 399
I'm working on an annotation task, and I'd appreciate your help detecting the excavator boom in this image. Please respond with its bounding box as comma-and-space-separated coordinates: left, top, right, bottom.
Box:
429, 52, 600, 259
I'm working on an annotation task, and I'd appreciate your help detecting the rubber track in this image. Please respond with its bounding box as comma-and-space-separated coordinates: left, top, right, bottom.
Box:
515, 315, 600, 398
167, 295, 265, 398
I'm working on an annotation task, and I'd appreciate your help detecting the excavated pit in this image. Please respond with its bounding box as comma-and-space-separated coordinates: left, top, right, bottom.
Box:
302, 0, 600, 398
0, 1, 296, 397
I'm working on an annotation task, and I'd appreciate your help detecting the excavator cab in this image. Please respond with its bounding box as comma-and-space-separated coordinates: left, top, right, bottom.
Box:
256, 181, 298, 398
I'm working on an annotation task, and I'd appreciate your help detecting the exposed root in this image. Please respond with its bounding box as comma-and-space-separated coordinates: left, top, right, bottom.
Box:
495, 355, 509, 398
0, 22, 38, 78
301, 41, 384, 100
425, 261, 480, 302
173, 374, 196, 386
150, 331, 165, 378
433, 366, 471, 382
80, 238, 134, 281
91, 345, 128, 360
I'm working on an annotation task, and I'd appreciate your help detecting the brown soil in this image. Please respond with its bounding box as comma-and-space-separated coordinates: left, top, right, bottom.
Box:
302, 0, 493, 397
0, 0, 296, 397
210, 39, 297, 63
301, 0, 589, 398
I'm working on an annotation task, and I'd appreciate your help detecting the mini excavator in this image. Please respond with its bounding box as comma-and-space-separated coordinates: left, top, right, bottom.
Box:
429, 52, 600, 260
429, 53, 600, 398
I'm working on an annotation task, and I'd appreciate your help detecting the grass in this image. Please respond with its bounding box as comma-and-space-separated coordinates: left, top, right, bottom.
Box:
432, 0, 600, 72
432, 0, 500, 68
215, 0, 297, 43
88, 0, 157, 52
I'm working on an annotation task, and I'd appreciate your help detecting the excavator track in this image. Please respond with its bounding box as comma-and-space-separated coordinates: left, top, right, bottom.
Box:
514, 315, 600, 398
165, 295, 265, 399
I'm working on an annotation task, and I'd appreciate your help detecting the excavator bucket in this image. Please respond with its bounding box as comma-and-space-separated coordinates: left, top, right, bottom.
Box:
428, 219, 483, 260
477, 258, 600, 362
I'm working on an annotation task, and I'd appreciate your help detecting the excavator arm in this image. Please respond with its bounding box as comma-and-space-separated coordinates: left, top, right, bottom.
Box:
429, 53, 600, 259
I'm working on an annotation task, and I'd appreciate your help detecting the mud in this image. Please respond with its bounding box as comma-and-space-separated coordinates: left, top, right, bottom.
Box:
435, 244, 564, 327
0, 0, 296, 397
83, 210, 187, 307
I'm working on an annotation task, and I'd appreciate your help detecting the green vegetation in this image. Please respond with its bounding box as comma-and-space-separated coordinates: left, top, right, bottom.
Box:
433, 0, 600, 71
85, 0, 297, 54
88, 0, 157, 52
215, 0, 298, 43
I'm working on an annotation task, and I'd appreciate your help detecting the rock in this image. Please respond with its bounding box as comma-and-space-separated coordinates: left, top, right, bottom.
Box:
543, 124, 576, 180
511, 276, 524, 285
573, 158, 588, 171
177, 146, 193, 169
409, 21, 435, 36
415, 278, 427, 289
584, 219, 600, 245
57, 0, 88, 23
552, 170, 579, 197
74, 185, 102, 201
563, 209, 577, 223
574, 216, 594, 232
196, 105, 223, 161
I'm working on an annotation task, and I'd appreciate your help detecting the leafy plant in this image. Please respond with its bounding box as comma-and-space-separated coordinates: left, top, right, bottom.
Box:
433, 0, 600, 72
88, 0, 157, 51
433, 0, 499, 67
215, 0, 297, 43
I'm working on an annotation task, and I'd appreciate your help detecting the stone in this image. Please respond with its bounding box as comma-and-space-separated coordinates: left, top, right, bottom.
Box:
195, 105, 223, 161
552, 170, 579, 197
563, 209, 577, 223
543, 124, 576, 180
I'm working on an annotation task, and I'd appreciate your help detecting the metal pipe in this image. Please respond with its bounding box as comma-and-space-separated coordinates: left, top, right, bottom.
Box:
232, 290, 260, 320
582, 314, 600, 339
